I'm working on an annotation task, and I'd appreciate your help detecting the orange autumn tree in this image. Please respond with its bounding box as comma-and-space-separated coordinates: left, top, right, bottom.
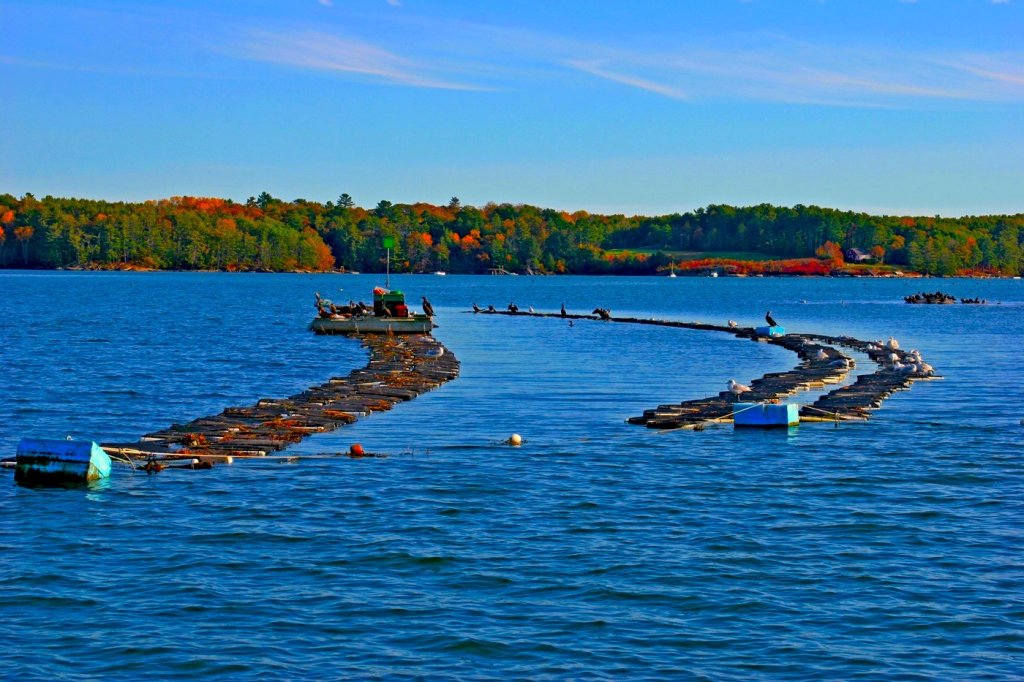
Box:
815, 241, 844, 266
14, 226, 34, 264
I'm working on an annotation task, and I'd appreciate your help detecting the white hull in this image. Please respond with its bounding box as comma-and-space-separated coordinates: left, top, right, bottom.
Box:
311, 315, 434, 335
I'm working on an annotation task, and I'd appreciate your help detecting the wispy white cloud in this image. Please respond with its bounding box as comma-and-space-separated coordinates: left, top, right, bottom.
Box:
224, 13, 1024, 105
317, 0, 333, 6
231, 29, 488, 90
375, 15, 1024, 105
567, 60, 688, 100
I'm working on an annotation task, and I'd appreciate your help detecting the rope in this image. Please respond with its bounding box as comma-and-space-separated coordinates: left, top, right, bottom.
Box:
654, 401, 765, 433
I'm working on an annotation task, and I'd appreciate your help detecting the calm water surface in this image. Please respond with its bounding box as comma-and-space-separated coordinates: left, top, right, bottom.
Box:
1, 272, 1022, 680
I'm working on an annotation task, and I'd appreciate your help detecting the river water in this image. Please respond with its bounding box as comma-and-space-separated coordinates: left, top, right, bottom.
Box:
1, 272, 1021, 679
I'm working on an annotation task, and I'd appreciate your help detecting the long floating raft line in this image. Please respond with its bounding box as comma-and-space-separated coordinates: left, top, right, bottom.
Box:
472, 309, 938, 428
102, 334, 459, 463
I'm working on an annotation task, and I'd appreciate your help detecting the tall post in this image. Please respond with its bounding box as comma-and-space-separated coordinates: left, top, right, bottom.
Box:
382, 236, 395, 289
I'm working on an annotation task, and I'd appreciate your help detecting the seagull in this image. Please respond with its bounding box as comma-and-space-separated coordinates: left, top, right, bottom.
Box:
886, 336, 900, 350
421, 296, 435, 317
728, 320, 738, 328
528, 306, 534, 313
830, 358, 852, 368
888, 353, 900, 364
727, 379, 751, 396
765, 311, 779, 327
815, 348, 828, 361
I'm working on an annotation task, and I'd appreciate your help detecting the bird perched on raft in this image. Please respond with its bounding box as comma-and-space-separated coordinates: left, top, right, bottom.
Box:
560, 302, 567, 318
815, 348, 828, 361
886, 337, 900, 350
472, 303, 481, 313
421, 296, 435, 317
592, 307, 611, 320
727, 379, 751, 396
765, 311, 779, 327
728, 320, 738, 328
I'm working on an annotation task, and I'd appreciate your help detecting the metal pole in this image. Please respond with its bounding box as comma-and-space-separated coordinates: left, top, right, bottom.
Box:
386, 247, 390, 289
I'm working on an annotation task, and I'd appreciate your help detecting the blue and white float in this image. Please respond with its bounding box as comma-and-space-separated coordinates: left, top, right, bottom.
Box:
14, 438, 112, 485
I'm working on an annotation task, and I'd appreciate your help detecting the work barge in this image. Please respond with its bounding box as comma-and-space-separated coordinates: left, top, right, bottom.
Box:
475, 308, 938, 430
102, 334, 460, 465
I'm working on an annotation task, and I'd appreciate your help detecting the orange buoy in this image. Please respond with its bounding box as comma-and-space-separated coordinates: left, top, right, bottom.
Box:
349, 443, 365, 456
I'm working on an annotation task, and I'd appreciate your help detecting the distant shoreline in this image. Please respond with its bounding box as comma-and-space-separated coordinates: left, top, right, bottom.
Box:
0, 265, 1017, 279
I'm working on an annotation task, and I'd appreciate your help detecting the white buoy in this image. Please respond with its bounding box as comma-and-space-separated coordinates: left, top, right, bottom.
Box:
508, 434, 522, 446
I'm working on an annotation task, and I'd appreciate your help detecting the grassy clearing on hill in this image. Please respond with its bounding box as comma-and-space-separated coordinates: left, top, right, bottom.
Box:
605, 248, 780, 262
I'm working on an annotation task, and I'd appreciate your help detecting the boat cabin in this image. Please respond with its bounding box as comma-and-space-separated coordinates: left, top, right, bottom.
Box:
373, 287, 409, 317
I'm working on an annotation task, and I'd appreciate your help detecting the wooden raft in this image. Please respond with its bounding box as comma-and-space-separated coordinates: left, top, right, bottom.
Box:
102, 334, 459, 461
474, 309, 937, 428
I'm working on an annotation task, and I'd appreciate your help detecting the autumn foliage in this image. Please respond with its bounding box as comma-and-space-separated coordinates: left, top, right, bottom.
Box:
0, 192, 1021, 276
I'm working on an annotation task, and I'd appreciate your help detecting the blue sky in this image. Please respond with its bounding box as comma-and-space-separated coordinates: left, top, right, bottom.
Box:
2, 0, 1022, 216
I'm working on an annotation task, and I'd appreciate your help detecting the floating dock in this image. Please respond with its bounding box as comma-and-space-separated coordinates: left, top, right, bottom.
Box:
102, 334, 459, 464
474, 308, 937, 429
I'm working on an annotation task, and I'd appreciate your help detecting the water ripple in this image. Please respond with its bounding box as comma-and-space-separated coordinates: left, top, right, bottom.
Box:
1, 274, 1023, 679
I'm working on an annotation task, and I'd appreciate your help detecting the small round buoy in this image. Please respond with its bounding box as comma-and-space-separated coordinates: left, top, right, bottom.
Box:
508, 434, 522, 446
349, 443, 365, 456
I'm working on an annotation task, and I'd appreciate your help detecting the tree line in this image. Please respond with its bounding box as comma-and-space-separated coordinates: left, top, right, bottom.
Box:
1, 192, 1021, 276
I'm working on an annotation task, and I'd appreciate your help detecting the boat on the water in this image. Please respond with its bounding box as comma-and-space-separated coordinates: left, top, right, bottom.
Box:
14, 438, 112, 485
311, 287, 434, 335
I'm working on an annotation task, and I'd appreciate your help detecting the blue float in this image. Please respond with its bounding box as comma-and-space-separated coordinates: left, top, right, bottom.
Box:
14, 438, 112, 485
755, 325, 786, 337
733, 402, 800, 427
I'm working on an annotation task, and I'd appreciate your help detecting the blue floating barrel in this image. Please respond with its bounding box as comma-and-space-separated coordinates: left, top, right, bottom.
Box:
755, 325, 786, 337
14, 438, 112, 485
733, 403, 800, 427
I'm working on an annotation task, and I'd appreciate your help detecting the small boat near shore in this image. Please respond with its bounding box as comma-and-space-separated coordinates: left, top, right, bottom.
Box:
311, 287, 434, 335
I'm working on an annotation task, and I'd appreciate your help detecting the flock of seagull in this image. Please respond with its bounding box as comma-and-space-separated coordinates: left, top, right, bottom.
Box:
727, 332, 934, 397
463, 302, 936, 397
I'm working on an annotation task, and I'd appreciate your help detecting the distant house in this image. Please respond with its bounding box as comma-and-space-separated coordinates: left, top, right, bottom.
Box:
845, 248, 871, 263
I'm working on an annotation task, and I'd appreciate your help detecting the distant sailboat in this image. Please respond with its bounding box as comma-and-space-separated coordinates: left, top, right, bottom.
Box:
668, 263, 677, 278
